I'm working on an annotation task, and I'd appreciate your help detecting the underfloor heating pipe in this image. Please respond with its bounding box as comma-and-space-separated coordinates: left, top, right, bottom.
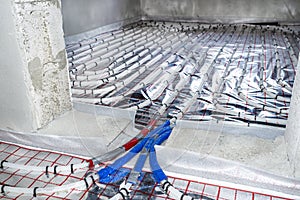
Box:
283, 32, 299, 66
69, 29, 147, 65
215, 27, 288, 125
69, 27, 154, 67
127, 25, 232, 111
83, 30, 171, 74
69, 21, 210, 73
106, 25, 223, 106
235, 29, 288, 115
72, 32, 191, 101
67, 27, 142, 62
69, 29, 172, 74
66, 23, 143, 55
112, 52, 228, 198
76, 30, 168, 74
72, 24, 225, 105
68, 23, 298, 128
211, 26, 250, 121
174, 26, 283, 125
272, 31, 293, 92
70, 30, 182, 84
69, 26, 155, 63
69, 30, 172, 83
259, 32, 291, 102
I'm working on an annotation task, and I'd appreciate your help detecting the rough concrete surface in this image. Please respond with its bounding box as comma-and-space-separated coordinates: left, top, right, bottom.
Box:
13, 0, 72, 129
167, 127, 293, 178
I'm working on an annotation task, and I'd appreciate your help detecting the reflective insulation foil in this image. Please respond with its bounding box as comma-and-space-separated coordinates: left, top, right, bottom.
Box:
68, 21, 300, 129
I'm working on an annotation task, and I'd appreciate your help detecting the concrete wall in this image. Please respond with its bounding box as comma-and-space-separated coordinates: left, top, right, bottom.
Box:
0, 0, 71, 132
61, 0, 299, 37
285, 54, 300, 178
62, 0, 141, 36
0, 0, 36, 131
141, 0, 300, 23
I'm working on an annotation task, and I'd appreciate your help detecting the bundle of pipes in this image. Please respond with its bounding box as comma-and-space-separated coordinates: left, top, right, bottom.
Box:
68, 21, 299, 128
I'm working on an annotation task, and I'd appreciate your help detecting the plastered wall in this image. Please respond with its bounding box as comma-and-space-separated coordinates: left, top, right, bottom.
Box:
62, 0, 141, 37
141, 0, 300, 23
61, 0, 299, 38
0, 0, 71, 132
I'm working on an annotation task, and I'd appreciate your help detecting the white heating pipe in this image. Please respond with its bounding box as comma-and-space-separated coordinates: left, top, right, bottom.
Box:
72, 24, 226, 105
234, 28, 289, 119
102, 25, 223, 106
70, 27, 153, 66
70, 32, 167, 82
71, 31, 177, 82
67, 23, 143, 57
66, 26, 130, 53
72, 33, 190, 101
259, 32, 291, 102
70, 29, 163, 74
0, 173, 101, 196
283, 32, 299, 67
106, 27, 219, 105
0, 161, 88, 175
74, 32, 185, 88
214, 27, 289, 126
153, 29, 244, 200
128, 25, 231, 111
80, 31, 163, 73
272, 32, 293, 92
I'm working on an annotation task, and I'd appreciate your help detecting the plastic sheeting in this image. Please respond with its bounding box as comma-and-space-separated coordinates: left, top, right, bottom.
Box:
60, 22, 300, 199
1, 131, 300, 199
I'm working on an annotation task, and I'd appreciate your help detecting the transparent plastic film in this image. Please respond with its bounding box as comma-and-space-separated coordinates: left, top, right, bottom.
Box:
64, 22, 300, 199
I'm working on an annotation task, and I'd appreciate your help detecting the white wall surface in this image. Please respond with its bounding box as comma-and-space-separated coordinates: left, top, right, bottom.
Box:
141, 0, 300, 23
62, 0, 141, 36
0, 0, 36, 131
